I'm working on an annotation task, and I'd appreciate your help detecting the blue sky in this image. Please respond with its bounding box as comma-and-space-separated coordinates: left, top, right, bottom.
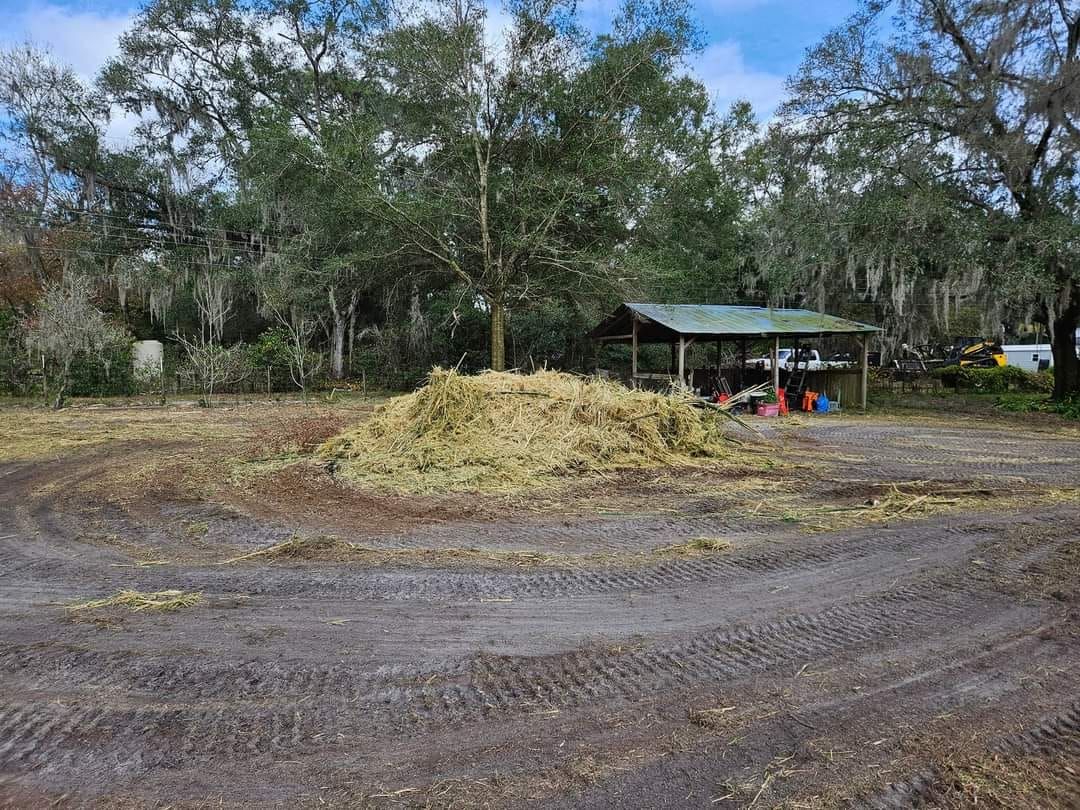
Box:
0, 0, 857, 122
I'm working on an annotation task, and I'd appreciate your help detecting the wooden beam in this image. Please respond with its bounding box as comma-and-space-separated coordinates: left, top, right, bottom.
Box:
739, 338, 747, 390
631, 316, 638, 385
716, 339, 721, 395
860, 335, 869, 411
771, 335, 780, 393
678, 335, 686, 388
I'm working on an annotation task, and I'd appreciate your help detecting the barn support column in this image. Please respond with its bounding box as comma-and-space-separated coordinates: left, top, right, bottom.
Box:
631, 315, 638, 386
677, 335, 686, 388
716, 339, 721, 392
860, 335, 869, 411
771, 335, 780, 393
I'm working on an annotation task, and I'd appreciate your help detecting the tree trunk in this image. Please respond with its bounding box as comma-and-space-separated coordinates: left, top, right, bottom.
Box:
330, 312, 347, 380
347, 305, 358, 377
1051, 294, 1080, 400
490, 299, 506, 372
328, 288, 356, 380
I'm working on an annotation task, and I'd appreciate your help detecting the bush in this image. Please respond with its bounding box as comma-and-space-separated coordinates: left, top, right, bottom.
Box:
996, 392, 1080, 420
933, 364, 1052, 394
1057, 397, 1080, 420
0, 308, 32, 395
68, 341, 137, 397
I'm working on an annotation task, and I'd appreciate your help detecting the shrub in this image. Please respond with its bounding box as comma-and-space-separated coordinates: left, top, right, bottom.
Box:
996, 392, 1080, 420
68, 341, 137, 397
933, 365, 1051, 394
1052, 396, 1080, 420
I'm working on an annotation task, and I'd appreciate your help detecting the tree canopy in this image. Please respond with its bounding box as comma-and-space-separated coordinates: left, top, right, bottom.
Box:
773, 0, 1080, 395
0, 0, 1078, 396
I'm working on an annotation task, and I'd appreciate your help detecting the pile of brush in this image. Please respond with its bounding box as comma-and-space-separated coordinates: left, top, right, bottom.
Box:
319, 368, 743, 492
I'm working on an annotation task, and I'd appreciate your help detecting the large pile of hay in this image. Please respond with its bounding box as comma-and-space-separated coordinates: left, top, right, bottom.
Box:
318, 368, 741, 492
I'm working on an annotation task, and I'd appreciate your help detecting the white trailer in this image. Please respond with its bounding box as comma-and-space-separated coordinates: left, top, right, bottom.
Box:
1001, 344, 1052, 372
1002, 329, 1080, 371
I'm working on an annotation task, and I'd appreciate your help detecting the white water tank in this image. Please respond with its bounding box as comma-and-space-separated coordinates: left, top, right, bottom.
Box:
133, 340, 164, 374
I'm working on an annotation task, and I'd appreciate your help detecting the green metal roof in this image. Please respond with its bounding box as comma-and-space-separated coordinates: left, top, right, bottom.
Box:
590, 303, 880, 341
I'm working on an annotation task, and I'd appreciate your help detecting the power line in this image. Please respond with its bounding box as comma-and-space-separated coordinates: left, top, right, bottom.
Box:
0, 209, 300, 252
0, 205, 299, 241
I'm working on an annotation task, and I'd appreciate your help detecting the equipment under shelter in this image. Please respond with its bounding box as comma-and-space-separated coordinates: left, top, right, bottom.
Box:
589, 303, 881, 409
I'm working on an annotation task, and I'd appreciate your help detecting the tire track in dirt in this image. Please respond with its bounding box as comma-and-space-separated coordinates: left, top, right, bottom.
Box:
803, 424, 1080, 485
0, 576, 1028, 779
148, 508, 1077, 602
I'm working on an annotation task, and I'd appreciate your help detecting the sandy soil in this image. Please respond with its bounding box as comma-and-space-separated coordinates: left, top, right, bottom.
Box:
0, 401, 1078, 808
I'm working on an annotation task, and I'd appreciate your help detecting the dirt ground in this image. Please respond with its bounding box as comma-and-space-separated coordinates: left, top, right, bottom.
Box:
0, 397, 1078, 809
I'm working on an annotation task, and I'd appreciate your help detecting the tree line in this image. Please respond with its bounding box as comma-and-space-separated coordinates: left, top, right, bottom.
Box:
1, 0, 1077, 401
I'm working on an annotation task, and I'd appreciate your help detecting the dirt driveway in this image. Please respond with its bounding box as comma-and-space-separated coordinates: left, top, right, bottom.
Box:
0, 403, 1078, 808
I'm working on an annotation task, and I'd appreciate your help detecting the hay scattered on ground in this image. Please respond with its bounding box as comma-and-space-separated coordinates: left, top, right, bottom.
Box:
654, 537, 732, 555
222, 533, 737, 569
66, 589, 203, 612
747, 481, 1024, 532
688, 705, 739, 730
319, 368, 746, 493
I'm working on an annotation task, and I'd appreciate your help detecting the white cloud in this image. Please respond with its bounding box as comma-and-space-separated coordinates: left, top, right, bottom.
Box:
2, 4, 137, 143
3, 3, 134, 81
483, 2, 515, 57
690, 40, 787, 121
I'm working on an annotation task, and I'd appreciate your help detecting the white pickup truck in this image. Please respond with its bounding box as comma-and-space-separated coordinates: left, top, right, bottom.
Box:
744, 349, 855, 372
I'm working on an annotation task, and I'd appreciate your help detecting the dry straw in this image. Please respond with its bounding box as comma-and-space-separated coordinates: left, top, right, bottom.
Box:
66, 589, 203, 612
221, 533, 735, 568
319, 368, 747, 492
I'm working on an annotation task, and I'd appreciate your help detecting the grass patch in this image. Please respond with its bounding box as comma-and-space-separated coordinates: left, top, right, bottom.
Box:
0, 407, 230, 462
998, 392, 1080, 420
319, 367, 757, 494
66, 589, 203, 613
222, 533, 739, 569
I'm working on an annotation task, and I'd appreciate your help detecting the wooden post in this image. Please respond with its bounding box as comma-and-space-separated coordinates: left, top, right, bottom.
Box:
678, 335, 686, 388
631, 315, 638, 385
715, 339, 722, 394
739, 338, 747, 390
771, 335, 780, 393
860, 335, 869, 411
